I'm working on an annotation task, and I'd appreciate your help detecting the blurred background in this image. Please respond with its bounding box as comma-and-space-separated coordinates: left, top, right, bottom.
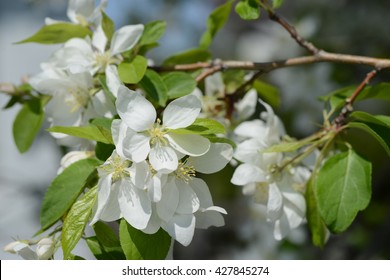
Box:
1, 0, 390, 260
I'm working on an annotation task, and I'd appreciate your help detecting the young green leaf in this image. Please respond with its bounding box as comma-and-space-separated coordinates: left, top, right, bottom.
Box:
86, 237, 106, 260
119, 219, 171, 260
235, 0, 260, 20
163, 72, 197, 99
101, 12, 115, 41
348, 122, 390, 156
48, 124, 113, 144
95, 142, 115, 161
62, 186, 98, 259
316, 149, 372, 233
92, 222, 126, 260
163, 48, 211, 65
40, 158, 101, 231
199, 0, 233, 49
253, 80, 280, 109
305, 174, 328, 248
16, 23, 91, 44
349, 111, 390, 129
171, 118, 226, 135
13, 97, 44, 153
118, 55, 148, 84
139, 69, 168, 107
139, 20, 167, 46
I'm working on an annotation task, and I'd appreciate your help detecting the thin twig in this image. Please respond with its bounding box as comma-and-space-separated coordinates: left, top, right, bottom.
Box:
333, 68, 380, 127
150, 52, 390, 74
261, 1, 320, 55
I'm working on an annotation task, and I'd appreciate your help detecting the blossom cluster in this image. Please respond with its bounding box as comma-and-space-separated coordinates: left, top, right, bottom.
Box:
230, 100, 312, 240
23, 0, 233, 247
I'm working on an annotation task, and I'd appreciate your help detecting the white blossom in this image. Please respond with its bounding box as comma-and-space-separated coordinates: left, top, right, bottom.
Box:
3, 237, 56, 260
231, 99, 310, 240
143, 143, 232, 246
90, 151, 152, 230
45, 0, 107, 27
113, 86, 210, 173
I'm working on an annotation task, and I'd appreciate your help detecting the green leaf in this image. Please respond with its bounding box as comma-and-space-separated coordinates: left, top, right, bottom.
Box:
321, 83, 390, 112
316, 149, 372, 233
171, 118, 226, 135
199, 0, 233, 49
62, 186, 98, 259
13, 97, 44, 153
163, 48, 211, 65
95, 142, 115, 161
40, 158, 101, 231
305, 174, 328, 248
48, 124, 113, 144
93, 222, 126, 260
348, 122, 390, 156
272, 0, 285, 9
86, 237, 106, 260
205, 135, 236, 148
139, 20, 167, 46
119, 219, 171, 260
118, 55, 148, 84
16, 23, 91, 44
101, 12, 115, 41
139, 69, 168, 107
163, 72, 197, 99
235, 0, 260, 20
349, 111, 390, 129
253, 80, 280, 108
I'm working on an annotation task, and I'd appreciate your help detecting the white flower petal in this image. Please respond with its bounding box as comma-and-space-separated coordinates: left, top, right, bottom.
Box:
233, 138, 264, 165
189, 143, 233, 174
122, 131, 150, 162
165, 133, 210, 156
118, 177, 151, 230
67, 0, 95, 23
149, 145, 178, 173
92, 24, 108, 53
175, 179, 200, 214
195, 208, 225, 229
267, 183, 283, 222
234, 89, 257, 120
188, 177, 213, 209
156, 178, 179, 222
90, 174, 112, 225
97, 179, 122, 223
36, 238, 55, 260
162, 214, 195, 247
105, 65, 122, 97
273, 212, 290, 241
163, 95, 201, 129
205, 72, 224, 97
111, 120, 128, 157
110, 24, 144, 56
234, 119, 267, 139
116, 86, 156, 132
142, 206, 162, 234
13, 243, 38, 260
91, 90, 115, 118
231, 163, 266, 186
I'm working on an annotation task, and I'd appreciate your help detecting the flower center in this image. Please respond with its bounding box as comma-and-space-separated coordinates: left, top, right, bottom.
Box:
175, 160, 196, 183
101, 153, 131, 183
202, 95, 225, 118
65, 87, 90, 112
95, 51, 112, 71
149, 119, 168, 146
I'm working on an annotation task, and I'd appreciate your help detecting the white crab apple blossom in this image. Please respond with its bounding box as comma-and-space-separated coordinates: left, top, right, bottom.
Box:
231, 99, 309, 240
29, 67, 115, 146
90, 151, 152, 230
112, 86, 211, 173
45, 0, 107, 27
143, 143, 233, 246
192, 72, 257, 127
42, 21, 144, 79
3, 237, 56, 260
